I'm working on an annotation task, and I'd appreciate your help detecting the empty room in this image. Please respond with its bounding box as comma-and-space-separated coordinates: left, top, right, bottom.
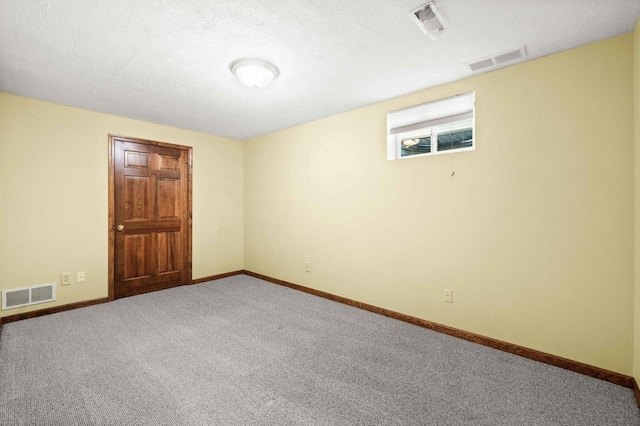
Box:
2, 0, 640, 424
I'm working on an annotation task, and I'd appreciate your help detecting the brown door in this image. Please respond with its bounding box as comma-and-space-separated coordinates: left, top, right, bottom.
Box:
109, 135, 192, 299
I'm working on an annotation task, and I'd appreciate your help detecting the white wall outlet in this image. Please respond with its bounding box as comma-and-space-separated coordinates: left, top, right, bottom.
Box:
77, 272, 85, 282
444, 289, 453, 303
305, 261, 311, 272
61, 273, 72, 286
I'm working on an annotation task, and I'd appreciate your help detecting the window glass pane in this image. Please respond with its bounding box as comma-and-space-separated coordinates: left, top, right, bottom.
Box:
401, 136, 431, 157
437, 127, 473, 152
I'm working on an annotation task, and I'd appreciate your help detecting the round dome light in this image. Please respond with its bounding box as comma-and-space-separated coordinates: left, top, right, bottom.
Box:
230, 58, 279, 88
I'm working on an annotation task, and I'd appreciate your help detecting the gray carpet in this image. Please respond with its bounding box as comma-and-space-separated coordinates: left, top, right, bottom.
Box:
0, 275, 638, 425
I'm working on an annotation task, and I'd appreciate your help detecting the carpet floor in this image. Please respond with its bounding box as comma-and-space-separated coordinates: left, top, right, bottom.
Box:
0, 275, 638, 425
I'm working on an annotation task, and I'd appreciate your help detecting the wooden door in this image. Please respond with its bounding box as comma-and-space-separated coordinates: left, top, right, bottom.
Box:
109, 135, 192, 299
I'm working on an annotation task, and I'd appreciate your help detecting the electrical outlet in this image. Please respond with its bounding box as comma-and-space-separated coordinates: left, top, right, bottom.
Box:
77, 272, 85, 282
61, 273, 72, 286
305, 261, 311, 273
444, 289, 453, 303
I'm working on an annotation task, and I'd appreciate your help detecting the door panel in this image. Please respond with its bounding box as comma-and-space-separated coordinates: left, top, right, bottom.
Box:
157, 178, 180, 219
157, 231, 179, 274
125, 234, 152, 279
125, 151, 149, 168
111, 135, 192, 299
125, 176, 152, 220
159, 155, 180, 171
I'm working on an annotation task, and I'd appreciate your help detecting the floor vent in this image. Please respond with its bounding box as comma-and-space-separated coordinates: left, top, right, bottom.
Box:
2, 283, 56, 310
465, 46, 527, 72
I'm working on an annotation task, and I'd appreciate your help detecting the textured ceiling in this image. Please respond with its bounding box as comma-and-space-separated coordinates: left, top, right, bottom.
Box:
1, 0, 639, 140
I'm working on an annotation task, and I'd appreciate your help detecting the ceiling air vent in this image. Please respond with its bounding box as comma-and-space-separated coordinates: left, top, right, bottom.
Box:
411, 2, 448, 40
465, 46, 527, 72
467, 58, 495, 72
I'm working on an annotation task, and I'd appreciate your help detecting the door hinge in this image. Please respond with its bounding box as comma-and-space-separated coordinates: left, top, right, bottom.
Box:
188, 211, 192, 219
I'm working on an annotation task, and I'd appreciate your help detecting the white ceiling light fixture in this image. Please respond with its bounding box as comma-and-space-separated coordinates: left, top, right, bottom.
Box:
230, 58, 279, 88
411, 1, 448, 40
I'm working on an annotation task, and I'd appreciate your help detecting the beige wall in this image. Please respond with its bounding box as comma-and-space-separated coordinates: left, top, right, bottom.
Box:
634, 18, 640, 380
245, 35, 635, 375
1, 33, 636, 378
0, 93, 244, 318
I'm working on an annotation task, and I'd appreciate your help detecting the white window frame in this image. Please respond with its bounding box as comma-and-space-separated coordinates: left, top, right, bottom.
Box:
396, 118, 474, 159
387, 92, 475, 160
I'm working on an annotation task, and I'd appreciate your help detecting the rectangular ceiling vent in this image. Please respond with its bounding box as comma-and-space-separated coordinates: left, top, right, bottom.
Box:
465, 46, 527, 72
411, 2, 448, 40
2, 283, 56, 310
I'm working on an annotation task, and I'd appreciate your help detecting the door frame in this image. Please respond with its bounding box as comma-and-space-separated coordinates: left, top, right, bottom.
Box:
108, 134, 193, 301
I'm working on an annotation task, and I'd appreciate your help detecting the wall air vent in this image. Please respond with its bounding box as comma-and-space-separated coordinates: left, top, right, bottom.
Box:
465, 46, 527, 72
2, 283, 56, 310
411, 2, 448, 40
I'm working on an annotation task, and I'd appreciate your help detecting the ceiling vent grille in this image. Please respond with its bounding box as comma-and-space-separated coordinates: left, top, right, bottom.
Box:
465, 46, 527, 72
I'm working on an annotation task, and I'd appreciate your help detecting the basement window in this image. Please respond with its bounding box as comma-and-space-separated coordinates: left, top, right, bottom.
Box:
387, 92, 475, 160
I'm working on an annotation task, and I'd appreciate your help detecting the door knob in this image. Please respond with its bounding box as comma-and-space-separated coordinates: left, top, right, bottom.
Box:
116, 224, 125, 232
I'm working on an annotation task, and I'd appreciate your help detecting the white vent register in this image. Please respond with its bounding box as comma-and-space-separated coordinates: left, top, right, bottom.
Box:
466, 46, 527, 72
2, 283, 56, 310
411, 2, 448, 40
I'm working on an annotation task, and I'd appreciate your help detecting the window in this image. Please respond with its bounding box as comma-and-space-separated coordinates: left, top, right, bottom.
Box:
387, 92, 475, 160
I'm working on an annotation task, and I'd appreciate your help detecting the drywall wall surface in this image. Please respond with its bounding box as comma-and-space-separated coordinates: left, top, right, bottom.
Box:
245, 34, 635, 375
634, 17, 640, 381
0, 93, 244, 317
